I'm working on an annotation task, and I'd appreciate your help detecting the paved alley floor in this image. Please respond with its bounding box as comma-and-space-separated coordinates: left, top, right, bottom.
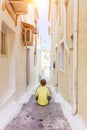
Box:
4, 95, 72, 130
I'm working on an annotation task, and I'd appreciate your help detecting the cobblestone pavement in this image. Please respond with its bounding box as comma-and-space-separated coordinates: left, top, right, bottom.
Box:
4, 95, 72, 130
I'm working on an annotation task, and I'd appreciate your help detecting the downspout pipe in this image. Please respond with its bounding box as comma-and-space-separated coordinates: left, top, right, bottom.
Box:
73, 0, 79, 114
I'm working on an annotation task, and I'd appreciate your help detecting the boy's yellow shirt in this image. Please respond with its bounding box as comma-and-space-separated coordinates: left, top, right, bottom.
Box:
36, 86, 50, 106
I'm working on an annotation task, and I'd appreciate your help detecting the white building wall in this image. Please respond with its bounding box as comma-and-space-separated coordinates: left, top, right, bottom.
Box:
50, 0, 56, 85
21, 4, 39, 87
29, 45, 37, 85
0, 7, 16, 106
0, 1, 39, 105
15, 17, 27, 100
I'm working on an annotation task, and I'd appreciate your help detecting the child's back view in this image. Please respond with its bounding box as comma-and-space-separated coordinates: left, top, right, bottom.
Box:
35, 79, 51, 106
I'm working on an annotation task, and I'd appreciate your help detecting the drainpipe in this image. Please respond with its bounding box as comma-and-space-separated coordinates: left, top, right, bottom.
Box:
73, 0, 79, 114
64, 1, 70, 102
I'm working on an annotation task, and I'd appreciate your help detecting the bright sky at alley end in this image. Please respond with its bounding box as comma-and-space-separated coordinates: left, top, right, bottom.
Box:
37, 0, 49, 42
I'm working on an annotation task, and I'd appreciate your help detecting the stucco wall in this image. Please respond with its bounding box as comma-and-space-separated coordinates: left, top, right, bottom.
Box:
58, 0, 74, 105
0, 2, 39, 105
69, 50, 73, 105
56, 0, 69, 101
29, 45, 37, 86
78, 0, 87, 124
66, 0, 74, 105
59, 50, 68, 101
50, 0, 87, 125
0, 9, 16, 106
50, 0, 74, 101
15, 17, 27, 100
50, 0, 56, 85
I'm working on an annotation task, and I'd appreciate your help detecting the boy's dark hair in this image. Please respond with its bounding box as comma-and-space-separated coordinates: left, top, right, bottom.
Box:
40, 79, 46, 86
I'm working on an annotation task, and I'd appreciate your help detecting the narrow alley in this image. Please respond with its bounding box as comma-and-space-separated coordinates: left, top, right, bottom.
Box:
0, 0, 87, 130
4, 90, 71, 130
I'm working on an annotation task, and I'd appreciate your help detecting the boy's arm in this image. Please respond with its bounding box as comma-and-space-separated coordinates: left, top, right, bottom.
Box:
35, 89, 39, 101
47, 89, 51, 101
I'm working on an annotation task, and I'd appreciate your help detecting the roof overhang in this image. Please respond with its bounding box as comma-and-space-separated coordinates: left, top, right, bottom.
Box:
4, 0, 34, 22
9, 0, 29, 15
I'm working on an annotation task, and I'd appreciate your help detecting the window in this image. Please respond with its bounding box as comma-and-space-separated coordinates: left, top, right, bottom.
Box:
26, 29, 30, 42
22, 29, 33, 45
22, 22, 34, 46
0, 31, 7, 55
25, 29, 33, 43
60, 42, 64, 70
